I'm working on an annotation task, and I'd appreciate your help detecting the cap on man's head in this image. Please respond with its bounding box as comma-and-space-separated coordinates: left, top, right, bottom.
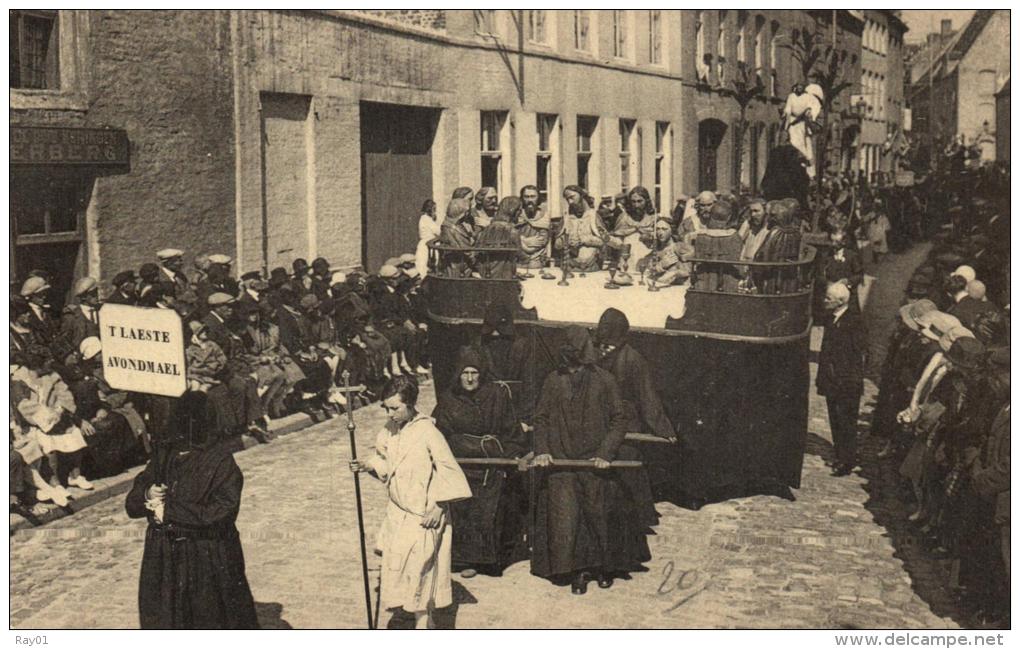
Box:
207, 292, 236, 307
311, 257, 330, 271
20, 276, 51, 297
330, 271, 347, 286
73, 277, 99, 297
208, 254, 232, 265
951, 265, 976, 283
292, 258, 309, 270
379, 264, 400, 279
399, 253, 416, 266
403, 266, 420, 279
111, 270, 137, 287
157, 248, 184, 261
240, 270, 261, 282
79, 337, 102, 361
188, 319, 207, 336
384, 257, 402, 269
966, 279, 987, 301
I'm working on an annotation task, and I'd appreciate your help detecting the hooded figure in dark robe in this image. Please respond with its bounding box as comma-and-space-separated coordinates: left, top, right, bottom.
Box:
469, 301, 535, 426
474, 197, 522, 279
432, 347, 528, 573
760, 144, 809, 209
125, 391, 259, 629
530, 326, 652, 594
594, 308, 675, 440
439, 197, 477, 278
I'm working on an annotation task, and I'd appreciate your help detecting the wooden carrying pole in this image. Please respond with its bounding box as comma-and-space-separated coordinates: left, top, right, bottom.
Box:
456, 457, 644, 468
338, 370, 374, 629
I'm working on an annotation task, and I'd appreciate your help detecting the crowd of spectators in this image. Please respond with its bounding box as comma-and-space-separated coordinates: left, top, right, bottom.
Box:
869, 162, 1010, 626
10, 249, 431, 515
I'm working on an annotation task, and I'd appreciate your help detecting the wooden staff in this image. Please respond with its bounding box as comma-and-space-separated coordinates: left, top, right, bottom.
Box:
456, 457, 644, 468
338, 370, 374, 629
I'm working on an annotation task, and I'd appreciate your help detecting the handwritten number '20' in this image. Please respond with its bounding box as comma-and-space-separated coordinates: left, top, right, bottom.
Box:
657, 561, 707, 613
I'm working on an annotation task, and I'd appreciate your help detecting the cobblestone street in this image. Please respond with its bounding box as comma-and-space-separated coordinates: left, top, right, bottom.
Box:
10, 244, 964, 630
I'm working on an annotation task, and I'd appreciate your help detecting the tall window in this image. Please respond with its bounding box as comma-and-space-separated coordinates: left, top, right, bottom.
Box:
536, 114, 559, 207
577, 116, 598, 194
619, 119, 636, 192
716, 10, 728, 84
10, 10, 59, 90
528, 10, 548, 44
648, 10, 663, 65
480, 111, 507, 195
573, 10, 591, 51
768, 22, 779, 95
753, 16, 765, 74
654, 122, 671, 214
695, 11, 706, 80
736, 11, 747, 64
613, 10, 628, 59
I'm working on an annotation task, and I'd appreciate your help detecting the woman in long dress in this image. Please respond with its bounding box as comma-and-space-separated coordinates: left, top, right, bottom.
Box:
415, 199, 441, 278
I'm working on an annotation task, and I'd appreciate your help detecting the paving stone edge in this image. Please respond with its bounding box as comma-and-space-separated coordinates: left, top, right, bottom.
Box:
10, 411, 318, 535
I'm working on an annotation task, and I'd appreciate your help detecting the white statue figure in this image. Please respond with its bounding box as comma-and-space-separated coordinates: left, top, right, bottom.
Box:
783, 83, 824, 178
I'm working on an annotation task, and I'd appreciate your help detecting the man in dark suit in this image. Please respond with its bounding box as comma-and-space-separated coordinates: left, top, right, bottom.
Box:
816, 282, 867, 476
105, 270, 138, 305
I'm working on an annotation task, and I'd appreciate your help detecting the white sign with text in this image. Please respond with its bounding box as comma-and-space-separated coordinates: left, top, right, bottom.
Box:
98, 304, 186, 397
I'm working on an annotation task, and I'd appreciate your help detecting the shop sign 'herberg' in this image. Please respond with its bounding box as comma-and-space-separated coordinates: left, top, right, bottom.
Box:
98, 304, 186, 397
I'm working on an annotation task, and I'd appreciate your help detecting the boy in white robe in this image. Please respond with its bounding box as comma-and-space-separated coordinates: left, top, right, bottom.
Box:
350, 376, 471, 629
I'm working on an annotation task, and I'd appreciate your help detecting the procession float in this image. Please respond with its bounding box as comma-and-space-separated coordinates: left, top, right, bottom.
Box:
423, 232, 817, 505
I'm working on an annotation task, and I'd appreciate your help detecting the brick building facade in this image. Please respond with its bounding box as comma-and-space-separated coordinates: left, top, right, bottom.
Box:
10, 9, 870, 300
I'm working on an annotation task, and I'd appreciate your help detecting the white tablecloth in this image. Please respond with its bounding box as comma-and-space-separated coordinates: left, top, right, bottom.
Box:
519, 271, 688, 328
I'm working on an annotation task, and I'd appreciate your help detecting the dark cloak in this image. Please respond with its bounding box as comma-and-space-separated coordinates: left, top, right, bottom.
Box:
530, 326, 652, 579
125, 393, 258, 629
760, 144, 809, 208
432, 347, 528, 569
595, 308, 675, 439
469, 302, 536, 424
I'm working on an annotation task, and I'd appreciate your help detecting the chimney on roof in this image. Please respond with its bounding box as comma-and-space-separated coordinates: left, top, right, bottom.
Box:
941, 19, 952, 37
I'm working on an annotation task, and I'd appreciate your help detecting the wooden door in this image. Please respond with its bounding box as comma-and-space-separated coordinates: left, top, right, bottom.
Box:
360, 102, 438, 272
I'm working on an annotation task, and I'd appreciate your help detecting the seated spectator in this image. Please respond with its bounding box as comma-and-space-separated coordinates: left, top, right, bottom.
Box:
105, 270, 139, 306
202, 293, 269, 442
10, 344, 91, 506
66, 338, 142, 479
945, 273, 997, 330
58, 277, 101, 362
432, 347, 528, 577
137, 263, 162, 305
239, 301, 300, 419
693, 201, 743, 292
